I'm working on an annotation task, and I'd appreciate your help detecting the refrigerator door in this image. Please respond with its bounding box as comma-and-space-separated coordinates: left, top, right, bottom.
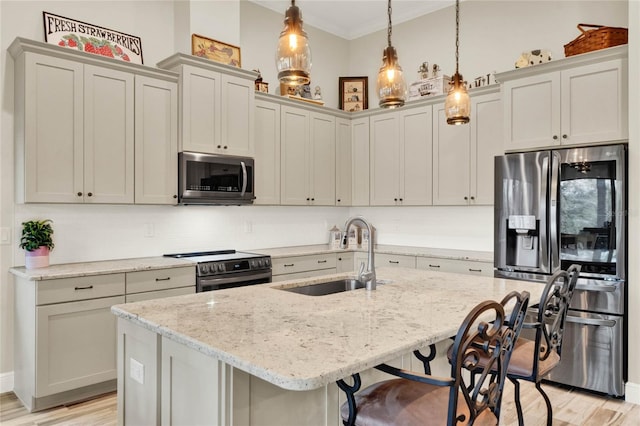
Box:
494, 151, 552, 275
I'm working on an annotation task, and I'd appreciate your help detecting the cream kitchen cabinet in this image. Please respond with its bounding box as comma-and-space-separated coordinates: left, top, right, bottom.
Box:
14, 274, 126, 412
336, 252, 355, 273
125, 267, 195, 302
499, 46, 628, 151
370, 106, 433, 206
271, 253, 337, 282
433, 89, 502, 205
157, 54, 257, 156
134, 76, 179, 204
280, 106, 336, 206
416, 257, 493, 277
351, 117, 370, 206
10, 38, 178, 205
254, 98, 281, 205
376, 253, 417, 268
335, 117, 352, 206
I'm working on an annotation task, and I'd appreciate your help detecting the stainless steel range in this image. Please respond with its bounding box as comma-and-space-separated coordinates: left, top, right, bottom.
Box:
164, 250, 272, 292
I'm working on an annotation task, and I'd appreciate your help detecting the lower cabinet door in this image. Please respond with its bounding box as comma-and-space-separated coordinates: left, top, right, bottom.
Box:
35, 295, 124, 397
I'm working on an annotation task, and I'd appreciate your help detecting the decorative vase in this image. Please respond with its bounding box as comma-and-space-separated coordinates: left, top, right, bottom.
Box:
25, 246, 50, 269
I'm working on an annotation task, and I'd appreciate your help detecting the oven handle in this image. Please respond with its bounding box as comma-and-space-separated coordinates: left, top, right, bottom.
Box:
565, 316, 617, 327
198, 270, 272, 286
575, 283, 617, 293
240, 161, 248, 197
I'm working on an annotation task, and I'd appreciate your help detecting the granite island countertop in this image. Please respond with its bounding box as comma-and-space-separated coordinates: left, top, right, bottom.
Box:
111, 266, 541, 391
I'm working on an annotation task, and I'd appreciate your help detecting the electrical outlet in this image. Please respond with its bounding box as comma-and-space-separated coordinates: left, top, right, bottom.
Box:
0, 228, 10, 245
130, 358, 144, 384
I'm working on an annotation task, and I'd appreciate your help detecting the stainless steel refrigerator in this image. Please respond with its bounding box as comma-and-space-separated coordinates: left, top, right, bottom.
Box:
494, 144, 627, 397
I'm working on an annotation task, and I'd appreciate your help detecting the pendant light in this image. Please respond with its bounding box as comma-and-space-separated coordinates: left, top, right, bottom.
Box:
276, 0, 312, 86
445, 0, 470, 125
376, 0, 406, 108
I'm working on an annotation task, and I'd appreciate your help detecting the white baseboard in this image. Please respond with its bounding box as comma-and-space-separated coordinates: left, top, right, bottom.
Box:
0, 371, 14, 394
626, 381, 640, 405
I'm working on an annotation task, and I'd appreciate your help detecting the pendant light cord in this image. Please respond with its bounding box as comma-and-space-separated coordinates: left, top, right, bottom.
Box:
387, 0, 392, 47
455, 0, 460, 75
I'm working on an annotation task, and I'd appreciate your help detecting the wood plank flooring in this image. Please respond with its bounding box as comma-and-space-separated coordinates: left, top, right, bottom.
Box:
1, 381, 639, 425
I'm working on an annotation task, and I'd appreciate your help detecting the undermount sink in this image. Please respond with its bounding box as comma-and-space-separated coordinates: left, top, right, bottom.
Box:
279, 279, 366, 296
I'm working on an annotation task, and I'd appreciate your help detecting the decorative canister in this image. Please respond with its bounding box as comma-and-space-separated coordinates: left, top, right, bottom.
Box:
329, 226, 342, 250
361, 226, 376, 250
347, 227, 359, 248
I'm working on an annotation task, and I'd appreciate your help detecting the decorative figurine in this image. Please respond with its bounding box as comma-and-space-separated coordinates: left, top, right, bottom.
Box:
313, 86, 323, 100
432, 64, 440, 78
418, 62, 429, 79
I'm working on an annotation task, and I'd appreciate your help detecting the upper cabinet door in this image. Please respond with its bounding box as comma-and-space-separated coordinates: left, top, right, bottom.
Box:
503, 72, 561, 151
351, 117, 370, 206
470, 92, 502, 205
560, 59, 628, 146
180, 65, 222, 154
399, 106, 432, 206
84, 65, 135, 204
370, 114, 399, 206
22, 53, 84, 203
335, 117, 352, 206
134, 76, 178, 204
309, 112, 336, 206
433, 106, 471, 206
254, 100, 281, 205
221, 74, 255, 156
280, 106, 310, 205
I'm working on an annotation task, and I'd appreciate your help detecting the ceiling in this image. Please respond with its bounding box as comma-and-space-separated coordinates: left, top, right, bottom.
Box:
249, 0, 455, 40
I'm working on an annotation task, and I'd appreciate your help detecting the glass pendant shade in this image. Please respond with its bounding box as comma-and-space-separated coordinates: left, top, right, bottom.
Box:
377, 46, 406, 108
276, 1, 311, 85
445, 72, 470, 125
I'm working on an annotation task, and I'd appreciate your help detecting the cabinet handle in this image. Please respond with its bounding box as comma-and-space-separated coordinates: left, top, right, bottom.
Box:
77, 192, 83, 196
87, 192, 93, 197
553, 135, 558, 140
389, 260, 400, 264
469, 268, 482, 273
394, 198, 398, 202
173, 195, 178, 199
470, 196, 475, 200
337, 199, 341, 202
338, 257, 343, 261
311, 198, 315, 201
399, 198, 403, 202
306, 197, 310, 201
317, 260, 327, 264
428, 264, 440, 268
155, 277, 171, 281
224, 146, 228, 149
562, 134, 568, 139
464, 196, 468, 200
74, 285, 94, 290
217, 145, 222, 148
284, 263, 295, 267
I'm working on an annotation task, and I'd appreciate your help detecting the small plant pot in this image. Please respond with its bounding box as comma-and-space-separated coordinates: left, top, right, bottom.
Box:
25, 246, 50, 269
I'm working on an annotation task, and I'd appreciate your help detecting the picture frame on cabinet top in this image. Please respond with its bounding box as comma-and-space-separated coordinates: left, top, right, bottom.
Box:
339, 76, 368, 111
191, 33, 241, 67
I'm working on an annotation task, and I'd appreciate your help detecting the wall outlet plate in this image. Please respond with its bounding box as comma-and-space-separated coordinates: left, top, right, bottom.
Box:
130, 357, 144, 385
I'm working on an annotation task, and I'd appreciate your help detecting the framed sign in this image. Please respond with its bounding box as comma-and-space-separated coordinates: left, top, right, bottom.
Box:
191, 34, 241, 67
339, 76, 368, 111
43, 11, 143, 64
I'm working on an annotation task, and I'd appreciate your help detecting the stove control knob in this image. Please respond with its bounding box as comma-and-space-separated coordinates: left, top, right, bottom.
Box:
258, 259, 264, 267
218, 264, 225, 272
200, 265, 209, 274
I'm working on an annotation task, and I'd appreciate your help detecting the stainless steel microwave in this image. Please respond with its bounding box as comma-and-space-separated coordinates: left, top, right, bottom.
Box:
178, 152, 255, 205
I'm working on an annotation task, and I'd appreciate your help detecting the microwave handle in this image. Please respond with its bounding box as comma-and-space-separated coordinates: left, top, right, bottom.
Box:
240, 161, 248, 196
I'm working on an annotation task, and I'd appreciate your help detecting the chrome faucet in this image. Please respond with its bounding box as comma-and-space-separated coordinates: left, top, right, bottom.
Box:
341, 216, 376, 291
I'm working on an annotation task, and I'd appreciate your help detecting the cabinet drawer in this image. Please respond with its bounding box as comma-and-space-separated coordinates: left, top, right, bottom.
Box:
37, 274, 125, 305
416, 257, 493, 276
272, 254, 336, 275
126, 267, 195, 294
376, 253, 416, 268
125, 286, 194, 303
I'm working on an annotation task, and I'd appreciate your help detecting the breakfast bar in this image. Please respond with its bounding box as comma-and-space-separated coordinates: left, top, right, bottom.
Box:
112, 267, 544, 425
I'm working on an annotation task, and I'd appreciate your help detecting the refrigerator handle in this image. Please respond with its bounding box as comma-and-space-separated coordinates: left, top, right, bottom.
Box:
549, 152, 560, 271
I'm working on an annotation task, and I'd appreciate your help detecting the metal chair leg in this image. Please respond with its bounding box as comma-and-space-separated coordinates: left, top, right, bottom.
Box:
535, 381, 553, 426
337, 374, 362, 426
509, 377, 525, 426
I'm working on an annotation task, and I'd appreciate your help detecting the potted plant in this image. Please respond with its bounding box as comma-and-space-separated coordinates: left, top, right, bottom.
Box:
19, 219, 54, 269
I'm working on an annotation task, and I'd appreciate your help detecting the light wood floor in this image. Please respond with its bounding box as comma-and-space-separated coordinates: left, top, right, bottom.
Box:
1, 381, 639, 425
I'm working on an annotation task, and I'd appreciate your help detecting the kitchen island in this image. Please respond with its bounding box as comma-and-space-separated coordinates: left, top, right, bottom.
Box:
112, 267, 543, 425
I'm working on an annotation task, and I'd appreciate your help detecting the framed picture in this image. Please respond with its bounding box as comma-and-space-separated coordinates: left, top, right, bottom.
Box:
191, 34, 241, 67
339, 76, 368, 111
43, 11, 143, 64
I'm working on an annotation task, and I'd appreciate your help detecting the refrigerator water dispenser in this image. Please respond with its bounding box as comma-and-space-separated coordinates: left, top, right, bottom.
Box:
506, 215, 539, 268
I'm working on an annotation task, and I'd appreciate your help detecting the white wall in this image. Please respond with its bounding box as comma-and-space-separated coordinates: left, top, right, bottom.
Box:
0, 0, 637, 403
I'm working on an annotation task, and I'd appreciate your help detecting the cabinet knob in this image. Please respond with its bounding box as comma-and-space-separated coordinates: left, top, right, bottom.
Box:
217, 145, 222, 148
87, 192, 93, 197
464, 196, 468, 200
562, 134, 568, 139
394, 198, 398, 202
337, 199, 341, 202
77, 192, 83, 196
553, 135, 558, 140
470, 196, 475, 200
311, 198, 315, 201
223, 145, 228, 149
306, 197, 310, 201
173, 195, 178, 199
399, 198, 403, 202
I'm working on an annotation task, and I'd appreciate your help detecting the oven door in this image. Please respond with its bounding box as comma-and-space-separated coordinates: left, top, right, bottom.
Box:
197, 270, 272, 292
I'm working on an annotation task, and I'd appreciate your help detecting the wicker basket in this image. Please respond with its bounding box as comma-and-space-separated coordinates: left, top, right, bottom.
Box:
564, 24, 628, 57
